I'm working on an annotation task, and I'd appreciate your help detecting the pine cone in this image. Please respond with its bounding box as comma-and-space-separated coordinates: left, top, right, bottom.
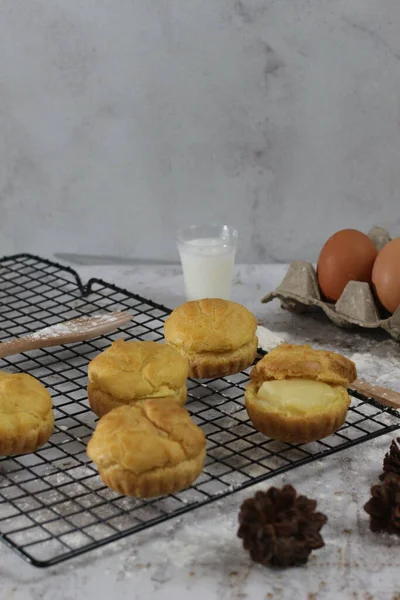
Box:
379, 437, 400, 481
237, 485, 327, 568
364, 473, 400, 535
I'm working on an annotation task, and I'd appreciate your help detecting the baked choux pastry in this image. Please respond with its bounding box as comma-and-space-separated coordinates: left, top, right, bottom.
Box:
87, 339, 189, 417
0, 371, 54, 456
164, 298, 258, 378
87, 397, 206, 498
245, 344, 357, 443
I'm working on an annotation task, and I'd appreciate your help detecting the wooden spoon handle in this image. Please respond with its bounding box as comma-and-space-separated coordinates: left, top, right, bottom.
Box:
350, 378, 400, 410
0, 313, 132, 359
0, 337, 60, 359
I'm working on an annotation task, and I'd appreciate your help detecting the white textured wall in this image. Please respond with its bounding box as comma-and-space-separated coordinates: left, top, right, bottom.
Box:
0, 0, 399, 263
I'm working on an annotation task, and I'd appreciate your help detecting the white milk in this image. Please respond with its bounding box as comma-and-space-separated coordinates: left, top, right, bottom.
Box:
178, 237, 236, 300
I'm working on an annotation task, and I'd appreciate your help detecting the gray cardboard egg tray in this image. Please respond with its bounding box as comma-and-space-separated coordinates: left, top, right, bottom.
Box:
261, 226, 400, 341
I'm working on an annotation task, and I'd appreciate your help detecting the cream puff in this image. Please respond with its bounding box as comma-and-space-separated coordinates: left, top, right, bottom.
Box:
164, 298, 258, 378
87, 397, 206, 498
0, 371, 54, 456
87, 339, 189, 417
245, 344, 357, 443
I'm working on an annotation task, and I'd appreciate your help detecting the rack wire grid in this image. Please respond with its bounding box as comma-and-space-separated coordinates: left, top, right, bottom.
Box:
0, 253, 399, 568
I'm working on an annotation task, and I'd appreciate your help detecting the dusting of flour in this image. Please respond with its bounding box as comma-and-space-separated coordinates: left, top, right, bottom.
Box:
350, 350, 400, 391
26, 314, 123, 340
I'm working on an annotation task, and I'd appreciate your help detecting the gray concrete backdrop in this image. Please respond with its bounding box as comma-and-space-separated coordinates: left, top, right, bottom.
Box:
0, 0, 399, 263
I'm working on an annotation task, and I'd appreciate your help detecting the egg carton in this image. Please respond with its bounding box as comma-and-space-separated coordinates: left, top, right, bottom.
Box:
261, 226, 400, 341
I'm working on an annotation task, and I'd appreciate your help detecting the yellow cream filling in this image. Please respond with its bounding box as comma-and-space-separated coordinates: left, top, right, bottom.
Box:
257, 379, 342, 415
141, 386, 180, 398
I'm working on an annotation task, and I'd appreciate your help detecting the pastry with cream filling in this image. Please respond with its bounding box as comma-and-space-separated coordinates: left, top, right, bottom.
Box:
0, 371, 54, 456
88, 339, 189, 417
164, 298, 258, 379
87, 397, 206, 498
245, 344, 356, 443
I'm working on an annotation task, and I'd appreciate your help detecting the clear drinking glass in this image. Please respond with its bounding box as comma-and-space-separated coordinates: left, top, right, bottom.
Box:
177, 224, 238, 301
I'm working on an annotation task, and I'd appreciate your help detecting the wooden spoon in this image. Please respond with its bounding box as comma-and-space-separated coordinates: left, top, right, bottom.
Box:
349, 379, 400, 410
0, 312, 132, 359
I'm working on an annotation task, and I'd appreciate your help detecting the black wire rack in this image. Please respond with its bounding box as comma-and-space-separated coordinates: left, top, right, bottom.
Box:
0, 253, 399, 568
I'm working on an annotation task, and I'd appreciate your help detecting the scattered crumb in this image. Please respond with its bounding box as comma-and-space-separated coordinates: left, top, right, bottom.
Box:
229, 570, 239, 576
343, 529, 352, 534
188, 571, 195, 577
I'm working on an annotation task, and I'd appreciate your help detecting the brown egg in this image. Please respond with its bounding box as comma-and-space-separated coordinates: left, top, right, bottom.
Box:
317, 229, 378, 302
372, 238, 400, 314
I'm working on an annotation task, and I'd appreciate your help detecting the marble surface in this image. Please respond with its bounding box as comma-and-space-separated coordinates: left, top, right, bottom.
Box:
2, 263, 400, 599
0, 1, 400, 261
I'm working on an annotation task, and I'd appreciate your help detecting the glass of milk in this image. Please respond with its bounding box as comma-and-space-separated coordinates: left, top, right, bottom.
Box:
177, 224, 238, 300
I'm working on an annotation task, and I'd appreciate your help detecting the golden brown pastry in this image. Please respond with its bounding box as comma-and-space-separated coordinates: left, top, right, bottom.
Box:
251, 343, 357, 387
87, 398, 206, 498
0, 371, 54, 456
164, 298, 258, 378
87, 339, 189, 417
245, 344, 357, 443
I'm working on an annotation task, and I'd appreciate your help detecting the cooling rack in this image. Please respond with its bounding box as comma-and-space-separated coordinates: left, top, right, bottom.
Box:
0, 253, 399, 568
